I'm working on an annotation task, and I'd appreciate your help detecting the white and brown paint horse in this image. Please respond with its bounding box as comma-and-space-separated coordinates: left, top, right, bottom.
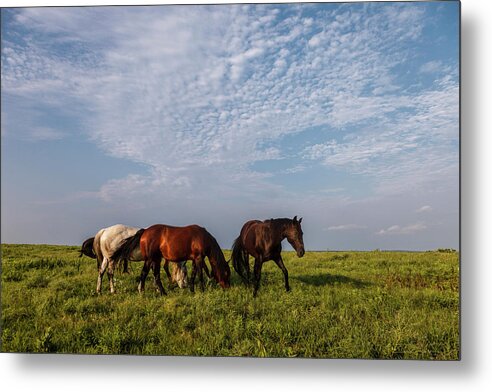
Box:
80, 224, 188, 293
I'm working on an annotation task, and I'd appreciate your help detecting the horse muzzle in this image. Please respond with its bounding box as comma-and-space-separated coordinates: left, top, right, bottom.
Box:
297, 248, 305, 258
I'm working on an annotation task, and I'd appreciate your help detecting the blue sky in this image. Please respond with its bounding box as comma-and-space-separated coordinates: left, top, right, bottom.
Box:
1, 2, 459, 250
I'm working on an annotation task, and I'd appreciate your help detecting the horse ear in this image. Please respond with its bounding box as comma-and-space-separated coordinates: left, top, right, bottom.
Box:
299, 217, 303, 224
293, 215, 298, 222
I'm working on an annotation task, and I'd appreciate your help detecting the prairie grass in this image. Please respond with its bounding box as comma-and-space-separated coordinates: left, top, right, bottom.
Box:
1, 244, 459, 359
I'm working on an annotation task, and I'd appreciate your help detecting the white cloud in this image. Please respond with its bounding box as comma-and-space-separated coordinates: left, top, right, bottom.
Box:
420, 60, 443, 73
325, 224, 367, 231
416, 205, 433, 213
302, 75, 458, 196
376, 222, 427, 235
1, 3, 457, 205
98, 174, 150, 202
308, 33, 322, 47
285, 164, 307, 174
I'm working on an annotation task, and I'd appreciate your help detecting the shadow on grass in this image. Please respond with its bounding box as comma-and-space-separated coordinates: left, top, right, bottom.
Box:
295, 273, 370, 288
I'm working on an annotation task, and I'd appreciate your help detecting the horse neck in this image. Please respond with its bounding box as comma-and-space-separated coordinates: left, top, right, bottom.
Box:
271, 219, 292, 242
208, 241, 228, 281
207, 238, 223, 266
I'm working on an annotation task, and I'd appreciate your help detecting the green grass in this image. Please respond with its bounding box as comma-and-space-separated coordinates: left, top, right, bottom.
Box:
1, 244, 459, 359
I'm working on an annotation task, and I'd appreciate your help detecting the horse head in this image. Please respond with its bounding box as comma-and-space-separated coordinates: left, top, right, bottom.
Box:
217, 260, 231, 288
211, 254, 231, 288
287, 216, 305, 258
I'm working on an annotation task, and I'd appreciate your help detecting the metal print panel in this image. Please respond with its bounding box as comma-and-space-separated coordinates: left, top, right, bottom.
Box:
0, 1, 460, 359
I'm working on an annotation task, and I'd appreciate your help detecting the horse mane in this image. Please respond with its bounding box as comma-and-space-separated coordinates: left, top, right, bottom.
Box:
206, 231, 226, 267
204, 230, 230, 286
263, 217, 292, 225
263, 218, 293, 239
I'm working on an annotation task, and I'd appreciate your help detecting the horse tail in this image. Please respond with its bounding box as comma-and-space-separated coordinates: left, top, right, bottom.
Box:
79, 237, 96, 259
231, 235, 249, 283
112, 228, 145, 266
92, 234, 103, 270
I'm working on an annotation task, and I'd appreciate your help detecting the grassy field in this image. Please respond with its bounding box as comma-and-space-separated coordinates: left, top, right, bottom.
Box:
1, 244, 459, 359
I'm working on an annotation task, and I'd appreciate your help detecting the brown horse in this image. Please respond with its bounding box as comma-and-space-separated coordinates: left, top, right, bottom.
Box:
231, 216, 305, 296
112, 224, 230, 295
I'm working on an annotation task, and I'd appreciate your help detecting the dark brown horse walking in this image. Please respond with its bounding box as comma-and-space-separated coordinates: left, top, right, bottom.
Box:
231, 216, 305, 296
113, 224, 230, 295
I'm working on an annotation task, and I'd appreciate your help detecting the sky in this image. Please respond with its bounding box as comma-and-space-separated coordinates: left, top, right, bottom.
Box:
0, 2, 460, 250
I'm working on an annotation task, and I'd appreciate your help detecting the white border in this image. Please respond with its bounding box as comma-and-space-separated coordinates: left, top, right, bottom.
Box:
1, 0, 491, 391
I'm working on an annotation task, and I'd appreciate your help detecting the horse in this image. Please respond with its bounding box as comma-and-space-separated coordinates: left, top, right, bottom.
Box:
79, 237, 97, 268
79, 224, 188, 294
112, 223, 231, 295
231, 216, 305, 296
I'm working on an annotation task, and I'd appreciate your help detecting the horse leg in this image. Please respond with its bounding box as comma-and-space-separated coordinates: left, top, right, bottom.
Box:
96, 257, 109, 294
243, 250, 251, 284
152, 259, 166, 296
123, 258, 129, 274
197, 256, 205, 292
190, 260, 198, 293
274, 255, 290, 292
138, 259, 152, 293
108, 258, 116, 294
162, 259, 174, 287
202, 259, 211, 279
253, 257, 264, 297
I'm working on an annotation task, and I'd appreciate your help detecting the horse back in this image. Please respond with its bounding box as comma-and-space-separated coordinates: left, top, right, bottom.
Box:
98, 224, 141, 260
240, 220, 262, 238
141, 224, 209, 262
241, 220, 281, 259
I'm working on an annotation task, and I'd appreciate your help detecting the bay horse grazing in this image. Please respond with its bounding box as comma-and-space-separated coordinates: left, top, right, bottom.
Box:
80, 224, 188, 294
231, 216, 305, 296
112, 224, 231, 295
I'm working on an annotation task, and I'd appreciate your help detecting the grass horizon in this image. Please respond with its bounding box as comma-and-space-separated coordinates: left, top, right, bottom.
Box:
1, 243, 459, 253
